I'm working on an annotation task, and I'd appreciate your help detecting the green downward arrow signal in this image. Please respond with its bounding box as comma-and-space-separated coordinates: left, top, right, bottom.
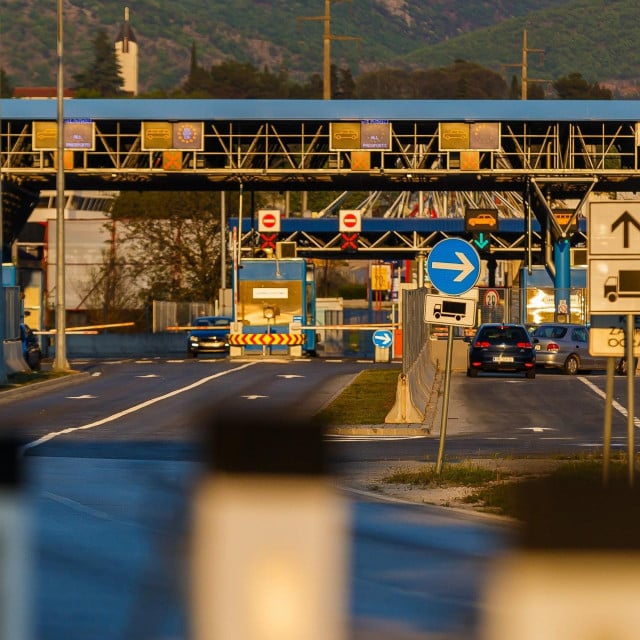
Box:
473, 232, 489, 250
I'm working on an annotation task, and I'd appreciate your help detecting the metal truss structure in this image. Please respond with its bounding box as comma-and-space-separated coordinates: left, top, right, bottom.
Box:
1, 99, 638, 258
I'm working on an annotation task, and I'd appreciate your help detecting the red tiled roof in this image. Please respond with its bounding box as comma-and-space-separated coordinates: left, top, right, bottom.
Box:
12, 87, 74, 98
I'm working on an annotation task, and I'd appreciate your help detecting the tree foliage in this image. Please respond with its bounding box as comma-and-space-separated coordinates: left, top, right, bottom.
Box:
0, 67, 13, 97
354, 60, 509, 98
107, 192, 225, 304
553, 72, 612, 99
72, 28, 125, 97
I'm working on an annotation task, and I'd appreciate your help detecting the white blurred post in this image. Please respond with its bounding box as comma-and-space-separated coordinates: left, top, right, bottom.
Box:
0, 440, 31, 640
191, 419, 349, 640
481, 482, 640, 639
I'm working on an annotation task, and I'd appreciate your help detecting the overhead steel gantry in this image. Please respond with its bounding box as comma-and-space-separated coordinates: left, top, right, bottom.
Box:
1, 98, 639, 272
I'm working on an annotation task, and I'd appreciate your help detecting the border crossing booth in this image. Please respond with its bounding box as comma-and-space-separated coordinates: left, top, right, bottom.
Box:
234, 258, 316, 355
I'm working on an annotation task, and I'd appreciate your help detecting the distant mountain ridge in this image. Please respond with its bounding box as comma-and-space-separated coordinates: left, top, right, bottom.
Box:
1, 0, 637, 96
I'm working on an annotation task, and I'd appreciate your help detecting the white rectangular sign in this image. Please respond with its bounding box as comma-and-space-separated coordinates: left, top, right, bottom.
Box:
589, 327, 640, 357
424, 294, 476, 327
588, 201, 640, 256
589, 259, 640, 314
252, 287, 289, 299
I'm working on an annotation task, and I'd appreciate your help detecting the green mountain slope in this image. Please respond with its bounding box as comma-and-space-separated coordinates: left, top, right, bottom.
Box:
2, 0, 633, 95
402, 0, 640, 92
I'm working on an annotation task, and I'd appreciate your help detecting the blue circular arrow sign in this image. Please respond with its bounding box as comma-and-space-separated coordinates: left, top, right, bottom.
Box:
372, 329, 393, 349
426, 238, 481, 295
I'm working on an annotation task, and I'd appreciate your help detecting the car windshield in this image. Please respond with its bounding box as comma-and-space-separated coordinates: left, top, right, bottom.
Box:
533, 326, 567, 339
194, 317, 229, 327
477, 326, 528, 344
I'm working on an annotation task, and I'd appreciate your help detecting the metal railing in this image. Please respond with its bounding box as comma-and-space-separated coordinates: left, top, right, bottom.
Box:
152, 301, 215, 333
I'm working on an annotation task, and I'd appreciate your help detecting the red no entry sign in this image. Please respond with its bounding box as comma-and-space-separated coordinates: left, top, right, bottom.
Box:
339, 209, 361, 233
258, 210, 281, 233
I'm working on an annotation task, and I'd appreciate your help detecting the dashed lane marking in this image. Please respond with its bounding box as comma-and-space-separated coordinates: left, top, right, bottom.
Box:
20, 361, 258, 454
578, 376, 640, 428
325, 434, 428, 442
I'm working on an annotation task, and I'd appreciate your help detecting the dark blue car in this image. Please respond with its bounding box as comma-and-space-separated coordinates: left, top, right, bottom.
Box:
187, 316, 232, 357
20, 323, 43, 371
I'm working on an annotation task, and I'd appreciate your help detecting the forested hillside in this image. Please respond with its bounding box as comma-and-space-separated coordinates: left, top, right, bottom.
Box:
0, 0, 637, 95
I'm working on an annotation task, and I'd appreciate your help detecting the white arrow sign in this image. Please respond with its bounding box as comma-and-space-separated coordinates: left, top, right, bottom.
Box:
430, 251, 475, 282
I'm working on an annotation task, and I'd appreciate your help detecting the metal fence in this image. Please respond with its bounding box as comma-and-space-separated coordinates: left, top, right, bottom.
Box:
152, 301, 215, 333
4, 286, 21, 340
402, 288, 429, 375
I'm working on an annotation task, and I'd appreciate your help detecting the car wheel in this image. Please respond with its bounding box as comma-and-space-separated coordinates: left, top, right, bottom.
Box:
467, 367, 479, 378
563, 355, 579, 375
27, 352, 42, 371
525, 369, 536, 379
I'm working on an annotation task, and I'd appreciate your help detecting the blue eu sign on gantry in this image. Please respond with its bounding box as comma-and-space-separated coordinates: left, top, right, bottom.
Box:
426, 238, 481, 295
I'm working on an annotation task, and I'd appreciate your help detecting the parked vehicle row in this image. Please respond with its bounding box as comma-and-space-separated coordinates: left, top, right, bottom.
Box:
465, 322, 637, 379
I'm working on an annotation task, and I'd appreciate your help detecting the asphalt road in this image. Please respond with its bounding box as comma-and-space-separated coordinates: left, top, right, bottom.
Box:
331, 367, 640, 465
2, 356, 638, 639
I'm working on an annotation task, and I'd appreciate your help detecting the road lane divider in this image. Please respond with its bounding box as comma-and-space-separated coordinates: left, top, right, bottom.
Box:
20, 362, 258, 454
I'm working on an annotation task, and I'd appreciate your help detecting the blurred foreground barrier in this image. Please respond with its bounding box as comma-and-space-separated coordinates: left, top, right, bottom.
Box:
481, 476, 640, 639
2, 339, 29, 374
191, 415, 349, 640
0, 439, 30, 640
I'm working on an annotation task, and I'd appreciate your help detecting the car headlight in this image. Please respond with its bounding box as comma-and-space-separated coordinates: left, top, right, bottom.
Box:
189, 336, 199, 344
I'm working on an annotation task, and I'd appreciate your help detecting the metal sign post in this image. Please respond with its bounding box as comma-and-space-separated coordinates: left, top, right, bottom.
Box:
588, 201, 640, 486
435, 326, 454, 475
626, 313, 635, 487
426, 239, 481, 475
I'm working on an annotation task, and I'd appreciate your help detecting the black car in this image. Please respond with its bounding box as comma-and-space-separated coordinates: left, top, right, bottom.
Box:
20, 323, 43, 371
466, 323, 536, 379
187, 316, 232, 357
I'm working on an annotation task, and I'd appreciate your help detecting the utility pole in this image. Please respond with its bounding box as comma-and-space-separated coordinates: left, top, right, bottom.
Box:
298, 0, 360, 100
54, 0, 69, 370
503, 29, 545, 99
0, 149, 6, 385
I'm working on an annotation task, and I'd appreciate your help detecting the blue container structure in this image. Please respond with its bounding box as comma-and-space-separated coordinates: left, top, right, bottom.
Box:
235, 258, 317, 354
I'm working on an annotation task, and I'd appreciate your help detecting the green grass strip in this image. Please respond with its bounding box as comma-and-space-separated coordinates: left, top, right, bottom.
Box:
314, 367, 401, 425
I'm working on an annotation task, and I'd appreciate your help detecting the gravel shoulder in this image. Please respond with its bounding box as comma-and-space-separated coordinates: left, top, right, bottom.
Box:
333, 457, 566, 515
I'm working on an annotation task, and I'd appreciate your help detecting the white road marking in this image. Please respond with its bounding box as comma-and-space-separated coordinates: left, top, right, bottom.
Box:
21, 361, 258, 454
65, 395, 97, 400
519, 427, 556, 433
325, 435, 427, 442
90, 372, 101, 377
277, 374, 304, 379
136, 374, 160, 378
578, 376, 640, 428
242, 395, 268, 400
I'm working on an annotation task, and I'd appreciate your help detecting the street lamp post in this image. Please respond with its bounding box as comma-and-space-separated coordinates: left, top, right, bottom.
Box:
0, 143, 7, 385
54, 0, 69, 370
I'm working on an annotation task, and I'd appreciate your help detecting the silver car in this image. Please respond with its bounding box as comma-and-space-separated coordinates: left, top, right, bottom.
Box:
531, 323, 606, 375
